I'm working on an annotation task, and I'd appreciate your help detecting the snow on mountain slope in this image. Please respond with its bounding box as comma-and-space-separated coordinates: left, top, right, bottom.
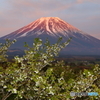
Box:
2, 17, 88, 39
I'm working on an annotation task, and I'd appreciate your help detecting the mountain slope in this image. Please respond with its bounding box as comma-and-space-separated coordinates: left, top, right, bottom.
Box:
0, 17, 100, 55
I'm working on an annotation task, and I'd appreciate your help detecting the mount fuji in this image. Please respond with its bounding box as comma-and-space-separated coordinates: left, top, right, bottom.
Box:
0, 17, 100, 55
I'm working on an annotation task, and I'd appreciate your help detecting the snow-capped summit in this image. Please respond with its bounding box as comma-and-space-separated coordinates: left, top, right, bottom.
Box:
2, 17, 83, 39
1, 17, 100, 55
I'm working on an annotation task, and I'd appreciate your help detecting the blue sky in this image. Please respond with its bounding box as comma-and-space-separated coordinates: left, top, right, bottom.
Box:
0, 0, 100, 39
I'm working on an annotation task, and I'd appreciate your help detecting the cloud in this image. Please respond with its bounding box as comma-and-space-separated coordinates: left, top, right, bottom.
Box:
1, 0, 68, 21
0, 0, 72, 36
76, 0, 100, 3
0, 0, 72, 27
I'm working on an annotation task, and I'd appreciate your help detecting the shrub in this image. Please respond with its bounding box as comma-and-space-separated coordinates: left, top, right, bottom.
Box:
0, 38, 99, 100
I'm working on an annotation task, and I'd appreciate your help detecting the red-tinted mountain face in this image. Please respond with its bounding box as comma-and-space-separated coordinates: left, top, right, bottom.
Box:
2, 17, 80, 39
1, 17, 100, 55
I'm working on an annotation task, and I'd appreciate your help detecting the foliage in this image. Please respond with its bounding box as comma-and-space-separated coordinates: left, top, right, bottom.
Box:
0, 38, 100, 100
0, 39, 16, 62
